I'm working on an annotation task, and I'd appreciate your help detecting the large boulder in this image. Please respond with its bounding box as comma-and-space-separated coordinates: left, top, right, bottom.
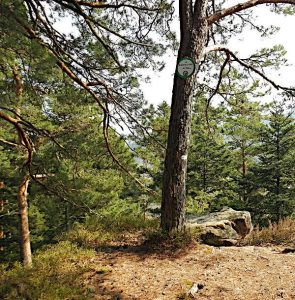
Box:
186, 207, 253, 246
145, 204, 253, 246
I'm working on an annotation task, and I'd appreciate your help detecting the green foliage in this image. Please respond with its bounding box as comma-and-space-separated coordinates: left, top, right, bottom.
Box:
96, 199, 143, 228
248, 101, 295, 223
28, 204, 48, 245
186, 191, 216, 214
0, 241, 95, 300
188, 95, 238, 211
59, 224, 114, 249
0, 22, 138, 258
130, 101, 170, 202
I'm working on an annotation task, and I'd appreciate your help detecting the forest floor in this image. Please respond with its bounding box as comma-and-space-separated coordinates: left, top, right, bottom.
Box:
84, 237, 295, 300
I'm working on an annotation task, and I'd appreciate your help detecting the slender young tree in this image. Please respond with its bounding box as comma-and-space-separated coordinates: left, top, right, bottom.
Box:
0, 70, 33, 266
224, 94, 263, 205
131, 102, 170, 197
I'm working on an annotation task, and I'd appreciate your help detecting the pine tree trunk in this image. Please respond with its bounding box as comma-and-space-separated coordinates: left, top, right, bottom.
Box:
12, 65, 33, 266
161, 0, 208, 232
18, 174, 32, 266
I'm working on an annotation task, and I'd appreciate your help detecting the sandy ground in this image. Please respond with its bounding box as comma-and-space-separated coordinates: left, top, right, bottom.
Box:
86, 244, 295, 300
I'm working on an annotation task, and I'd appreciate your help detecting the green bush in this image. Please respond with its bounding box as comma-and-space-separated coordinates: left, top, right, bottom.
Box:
0, 241, 95, 300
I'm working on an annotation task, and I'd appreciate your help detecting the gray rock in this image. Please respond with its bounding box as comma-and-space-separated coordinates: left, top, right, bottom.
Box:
186, 207, 253, 246
145, 204, 253, 247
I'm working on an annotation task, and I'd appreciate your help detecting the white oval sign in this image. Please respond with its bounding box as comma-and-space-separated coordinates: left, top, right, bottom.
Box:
176, 58, 195, 79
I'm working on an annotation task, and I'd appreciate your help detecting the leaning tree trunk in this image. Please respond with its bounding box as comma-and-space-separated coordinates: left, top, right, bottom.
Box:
161, 0, 208, 232
18, 174, 32, 266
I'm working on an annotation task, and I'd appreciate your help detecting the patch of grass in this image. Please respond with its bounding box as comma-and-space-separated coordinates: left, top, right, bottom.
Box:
96, 214, 158, 233
0, 241, 95, 300
60, 224, 115, 249
60, 215, 159, 250
176, 280, 194, 300
242, 218, 295, 247
194, 243, 214, 254
183, 278, 194, 288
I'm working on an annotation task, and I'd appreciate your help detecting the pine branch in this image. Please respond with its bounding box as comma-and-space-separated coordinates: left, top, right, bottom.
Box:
0, 111, 33, 167
207, 0, 295, 25
206, 46, 295, 96
0, 138, 19, 148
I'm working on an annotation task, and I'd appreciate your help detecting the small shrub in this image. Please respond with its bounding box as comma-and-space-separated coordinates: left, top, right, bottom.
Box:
0, 241, 95, 300
242, 218, 295, 246
144, 228, 199, 252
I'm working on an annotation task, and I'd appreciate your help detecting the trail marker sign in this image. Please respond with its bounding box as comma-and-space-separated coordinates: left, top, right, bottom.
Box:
176, 58, 195, 79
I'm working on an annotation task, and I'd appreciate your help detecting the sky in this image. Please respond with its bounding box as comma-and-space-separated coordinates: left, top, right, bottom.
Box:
140, 3, 295, 105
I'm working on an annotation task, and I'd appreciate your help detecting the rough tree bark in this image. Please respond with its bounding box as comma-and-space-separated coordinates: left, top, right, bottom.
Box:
161, 0, 208, 232
17, 174, 32, 266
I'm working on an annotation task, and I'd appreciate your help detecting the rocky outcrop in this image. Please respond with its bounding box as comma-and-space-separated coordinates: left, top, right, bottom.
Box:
145, 205, 253, 246
186, 207, 253, 246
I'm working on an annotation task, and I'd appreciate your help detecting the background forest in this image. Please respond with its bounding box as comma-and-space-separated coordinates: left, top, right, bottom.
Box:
1, 68, 294, 263
0, 0, 295, 268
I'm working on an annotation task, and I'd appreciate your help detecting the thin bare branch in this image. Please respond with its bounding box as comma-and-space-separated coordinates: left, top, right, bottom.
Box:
0, 106, 66, 151
208, 0, 295, 25
207, 46, 295, 95
66, 0, 153, 47
205, 52, 230, 130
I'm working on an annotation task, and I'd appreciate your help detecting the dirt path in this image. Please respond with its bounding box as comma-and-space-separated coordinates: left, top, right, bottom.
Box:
87, 245, 295, 300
